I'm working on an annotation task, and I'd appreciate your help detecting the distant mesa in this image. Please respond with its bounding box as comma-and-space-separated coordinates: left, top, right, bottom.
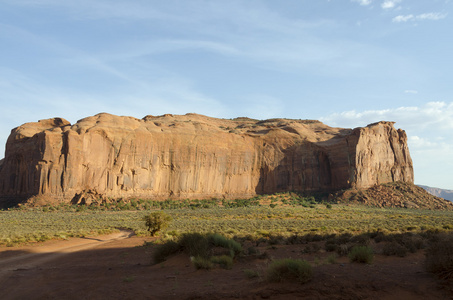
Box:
418, 185, 453, 202
0, 113, 415, 207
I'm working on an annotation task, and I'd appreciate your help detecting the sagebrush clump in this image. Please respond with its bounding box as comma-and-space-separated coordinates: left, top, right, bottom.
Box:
152, 232, 242, 270
425, 235, 453, 279
266, 258, 312, 283
349, 245, 374, 264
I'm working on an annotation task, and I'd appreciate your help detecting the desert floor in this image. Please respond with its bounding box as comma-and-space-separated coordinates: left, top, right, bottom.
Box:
0, 232, 452, 300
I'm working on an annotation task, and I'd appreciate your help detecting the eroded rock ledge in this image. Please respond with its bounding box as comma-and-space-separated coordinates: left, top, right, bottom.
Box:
0, 113, 413, 204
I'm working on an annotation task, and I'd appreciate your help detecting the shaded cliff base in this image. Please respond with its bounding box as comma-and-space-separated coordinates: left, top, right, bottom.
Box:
4, 182, 453, 211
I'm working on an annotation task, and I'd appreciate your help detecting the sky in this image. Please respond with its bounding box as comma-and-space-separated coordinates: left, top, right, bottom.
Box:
0, 0, 452, 190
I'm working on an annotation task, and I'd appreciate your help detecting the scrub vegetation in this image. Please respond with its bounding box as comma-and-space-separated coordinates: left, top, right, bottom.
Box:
2, 192, 453, 247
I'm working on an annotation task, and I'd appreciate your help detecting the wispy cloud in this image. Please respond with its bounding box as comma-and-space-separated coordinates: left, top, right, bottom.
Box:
321, 101, 453, 131
381, 0, 402, 9
321, 102, 453, 188
351, 0, 403, 9
393, 12, 447, 22
392, 15, 414, 22
2, 0, 176, 21
352, 0, 373, 6
417, 12, 448, 21
404, 90, 418, 94
408, 135, 437, 148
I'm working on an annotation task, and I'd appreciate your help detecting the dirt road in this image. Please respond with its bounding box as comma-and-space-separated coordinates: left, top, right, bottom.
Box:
0, 230, 134, 279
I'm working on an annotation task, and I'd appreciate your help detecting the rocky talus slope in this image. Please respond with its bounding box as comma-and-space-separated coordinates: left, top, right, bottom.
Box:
334, 181, 453, 210
0, 113, 413, 205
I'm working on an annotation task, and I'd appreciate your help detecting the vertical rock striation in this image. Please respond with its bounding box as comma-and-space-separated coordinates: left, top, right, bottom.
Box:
0, 113, 413, 204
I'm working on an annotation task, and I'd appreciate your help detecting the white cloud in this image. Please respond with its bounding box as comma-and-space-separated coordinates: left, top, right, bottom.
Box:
320, 101, 453, 131
321, 102, 453, 189
404, 90, 418, 94
381, 0, 402, 10
352, 0, 373, 5
417, 12, 448, 21
393, 12, 447, 22
408, 135, 437, 148
392, 14, 414, 22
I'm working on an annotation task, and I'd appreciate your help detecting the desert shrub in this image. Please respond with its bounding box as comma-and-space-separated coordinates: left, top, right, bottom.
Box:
144, 211, 172, 236
382, 241, 408, 257
153, 240, 181, 263
246, 246, 258, 255
286, 234, 304, 245
327, 253, 338, 264
337, 233, 353, 244
350, 234, 370, 246
179, 233, 211, 258
301, 243, 321, 254
425, 235, 453, 279
325, 237, 340, 252
210, 255, 233, 269
303, 233, 325, 243
154, 233, 241, 268
325, 233, 357, 255
349, 246, 374, 264
268, 235, 284, 245
337, 244, 351, 256
372, 231, 388, 243
267, 259, 312, 283
400, 234, 424, 253
209, 233, 242, 257
192, 256, 213, 270
244, 269, 260, 279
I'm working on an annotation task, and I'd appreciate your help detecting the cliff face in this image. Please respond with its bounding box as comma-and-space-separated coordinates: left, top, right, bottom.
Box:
0, 113, 414, 204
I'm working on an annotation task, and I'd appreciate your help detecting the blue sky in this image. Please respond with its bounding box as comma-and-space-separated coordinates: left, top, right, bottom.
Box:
1, 0, 452, 189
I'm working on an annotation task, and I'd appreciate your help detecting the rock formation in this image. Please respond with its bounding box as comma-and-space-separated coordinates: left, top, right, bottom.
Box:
418, 185, 453, 201
0, 113, 414, 205
335, 181, 453, 210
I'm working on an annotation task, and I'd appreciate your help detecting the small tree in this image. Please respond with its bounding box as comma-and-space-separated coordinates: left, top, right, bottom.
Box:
144, 211, 172, 236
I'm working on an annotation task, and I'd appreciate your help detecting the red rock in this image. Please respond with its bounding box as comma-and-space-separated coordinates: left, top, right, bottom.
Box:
0, 113, 413, 204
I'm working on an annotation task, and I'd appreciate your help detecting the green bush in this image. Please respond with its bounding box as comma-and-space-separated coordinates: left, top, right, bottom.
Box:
210, 255, 234, 269
180, 233, 211, 258
153, 233, 241, 269
144, 211, 172, 236
349, 246, 374, 264
327, 253, 338, 264
266, 258, 313, 283
209, 233, 242, 257
244, 269, 260, 279
192, 256, 213, 270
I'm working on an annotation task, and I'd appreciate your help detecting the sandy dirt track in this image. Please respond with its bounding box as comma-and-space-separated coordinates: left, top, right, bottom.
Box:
0, 230, 134, 278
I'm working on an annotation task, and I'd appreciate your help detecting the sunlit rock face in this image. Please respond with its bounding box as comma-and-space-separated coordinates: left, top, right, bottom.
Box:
0, 113, 413, 204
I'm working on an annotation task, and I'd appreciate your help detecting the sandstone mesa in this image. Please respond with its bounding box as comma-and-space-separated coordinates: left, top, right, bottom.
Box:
0, 113, 413, 205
